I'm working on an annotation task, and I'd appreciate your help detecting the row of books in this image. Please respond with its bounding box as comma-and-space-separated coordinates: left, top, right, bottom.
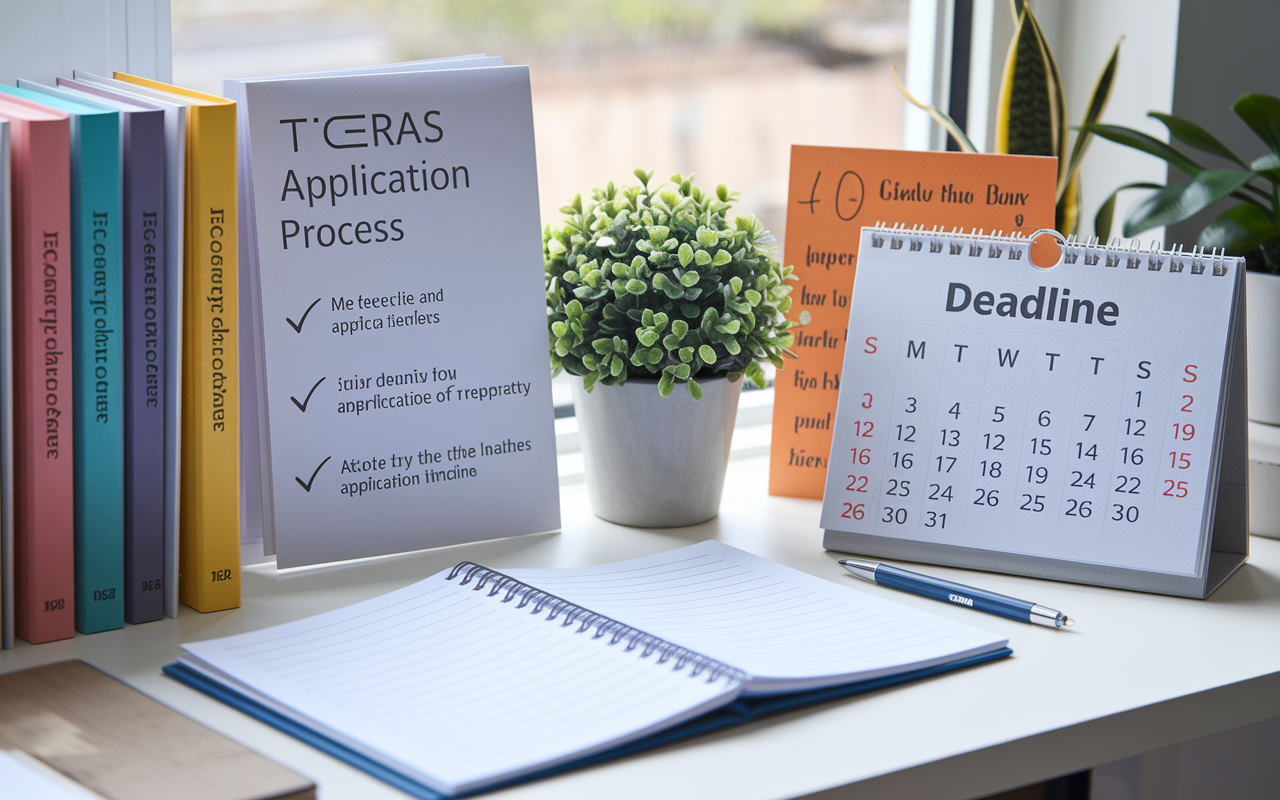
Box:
0, 72, 241, 646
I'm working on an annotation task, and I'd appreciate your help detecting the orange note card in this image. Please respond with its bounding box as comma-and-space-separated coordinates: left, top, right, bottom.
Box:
769, 146, 1057, 499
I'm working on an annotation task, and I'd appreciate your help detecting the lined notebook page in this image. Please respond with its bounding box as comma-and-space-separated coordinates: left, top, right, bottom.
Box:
505, 541, 1007, 693
179, 571, 739, 795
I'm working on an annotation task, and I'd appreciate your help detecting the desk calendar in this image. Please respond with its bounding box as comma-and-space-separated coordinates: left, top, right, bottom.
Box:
821, 226, 1248, 598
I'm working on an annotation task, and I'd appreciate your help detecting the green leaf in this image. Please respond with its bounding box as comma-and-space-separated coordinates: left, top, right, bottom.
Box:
1199, 203, 1280, 253
674, 364, 690, 380
678, 242, 693, 267
1148, 111, 1247, 167
1122, 169, 1257, 237
658, 372, 675, 397
671, 319, 689, 338
1093, 181, 1164, 241
582, 371, 600, 392
1060, 38, 1121, 203
685, 379, 704, 400
1251, 153, 1280, 184
996, 5, 1060, 160
892, 65, 978, 153
637, 330, 659, 347
679, 270, 700, 287
713, 249, 732, 267
1086, 124, 1203, 177
1232, 93, 1280, 157
699, 344, 717, 363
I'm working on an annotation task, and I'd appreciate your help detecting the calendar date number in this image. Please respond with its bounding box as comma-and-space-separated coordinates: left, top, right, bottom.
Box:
882, 507, 909, 524
973, 488, 999, 506
1112, 504, 1141, 522
1065, 499, 1093, 517
885, 479, 911, 497
841, 503, 866, 520
1114, 475, 1141, 494
1163, 480, 1190, 498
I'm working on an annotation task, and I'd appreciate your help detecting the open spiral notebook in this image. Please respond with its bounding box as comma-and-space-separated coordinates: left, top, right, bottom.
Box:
166, 541, 1010, 797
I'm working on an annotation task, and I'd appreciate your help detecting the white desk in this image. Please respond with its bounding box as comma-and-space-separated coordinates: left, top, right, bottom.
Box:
3, 452, 1280, 800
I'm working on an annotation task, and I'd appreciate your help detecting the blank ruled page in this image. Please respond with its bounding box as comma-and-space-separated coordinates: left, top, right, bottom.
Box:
505, 541, 1007, 693
179, 570, 739, 795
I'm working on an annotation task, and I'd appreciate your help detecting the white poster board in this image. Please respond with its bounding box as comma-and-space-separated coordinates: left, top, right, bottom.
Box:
244, 66, 559, 567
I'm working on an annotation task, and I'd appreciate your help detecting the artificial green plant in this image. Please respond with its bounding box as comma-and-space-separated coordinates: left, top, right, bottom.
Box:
545, 169, 798, 399
1088, 93, 1280, 273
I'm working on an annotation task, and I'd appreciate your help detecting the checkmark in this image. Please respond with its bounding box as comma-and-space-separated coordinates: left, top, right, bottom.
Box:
296, 456, 331, 493
290, 377, 326, 413
286, 297, 322, 333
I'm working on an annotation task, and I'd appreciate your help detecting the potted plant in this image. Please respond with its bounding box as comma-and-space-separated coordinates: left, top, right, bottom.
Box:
1087, 93, 1280, 425
545, 169, 797, 527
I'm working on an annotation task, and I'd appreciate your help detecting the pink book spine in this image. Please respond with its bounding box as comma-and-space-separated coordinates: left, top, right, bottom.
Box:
10, 113, 75, 643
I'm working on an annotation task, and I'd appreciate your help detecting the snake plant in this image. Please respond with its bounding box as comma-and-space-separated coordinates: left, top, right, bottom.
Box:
896, 0, 1120, 235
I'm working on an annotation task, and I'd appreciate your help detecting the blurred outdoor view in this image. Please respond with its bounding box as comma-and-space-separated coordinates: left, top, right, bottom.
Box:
174, 0, 907, 247
173, 0, 909, 403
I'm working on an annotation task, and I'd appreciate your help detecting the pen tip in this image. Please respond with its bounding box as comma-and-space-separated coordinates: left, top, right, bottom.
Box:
1064, 618, 1075, 627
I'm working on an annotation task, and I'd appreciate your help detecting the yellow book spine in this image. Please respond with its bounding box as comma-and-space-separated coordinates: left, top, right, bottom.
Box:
116, 75, 240, 612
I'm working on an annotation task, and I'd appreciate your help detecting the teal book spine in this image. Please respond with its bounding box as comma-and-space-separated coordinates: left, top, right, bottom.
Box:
2, 85, 125, 633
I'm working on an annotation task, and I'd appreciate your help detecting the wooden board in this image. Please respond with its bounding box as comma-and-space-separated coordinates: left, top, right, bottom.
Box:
0, 660, 314, 800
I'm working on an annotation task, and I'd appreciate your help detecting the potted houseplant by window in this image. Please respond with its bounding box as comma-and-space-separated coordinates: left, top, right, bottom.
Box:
1088, 93, 1280, 425
545, 169, 797, 527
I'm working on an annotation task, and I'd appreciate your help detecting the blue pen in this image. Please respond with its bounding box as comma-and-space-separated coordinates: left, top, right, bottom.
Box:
839, 559, 1074, 628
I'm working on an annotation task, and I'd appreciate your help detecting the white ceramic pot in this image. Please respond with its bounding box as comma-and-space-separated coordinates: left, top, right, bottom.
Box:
571, 376, 743, 527
1247, 271, 1280, 425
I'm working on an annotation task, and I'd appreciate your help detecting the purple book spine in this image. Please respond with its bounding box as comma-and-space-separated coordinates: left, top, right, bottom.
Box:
122, 107, 165, 623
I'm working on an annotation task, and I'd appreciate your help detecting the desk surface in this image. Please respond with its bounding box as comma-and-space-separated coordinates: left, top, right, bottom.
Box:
4, 452, 1280, 800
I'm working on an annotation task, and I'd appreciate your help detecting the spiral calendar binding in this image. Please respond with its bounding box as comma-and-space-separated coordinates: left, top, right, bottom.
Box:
446, 562, 748, 685
868, 223, 1237, 277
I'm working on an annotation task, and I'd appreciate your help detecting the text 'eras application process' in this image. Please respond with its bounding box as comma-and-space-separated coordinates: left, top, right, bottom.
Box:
246, 67, 559, 567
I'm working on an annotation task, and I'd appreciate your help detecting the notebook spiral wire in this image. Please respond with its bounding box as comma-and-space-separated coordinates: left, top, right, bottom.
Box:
447, 562, 748, 686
